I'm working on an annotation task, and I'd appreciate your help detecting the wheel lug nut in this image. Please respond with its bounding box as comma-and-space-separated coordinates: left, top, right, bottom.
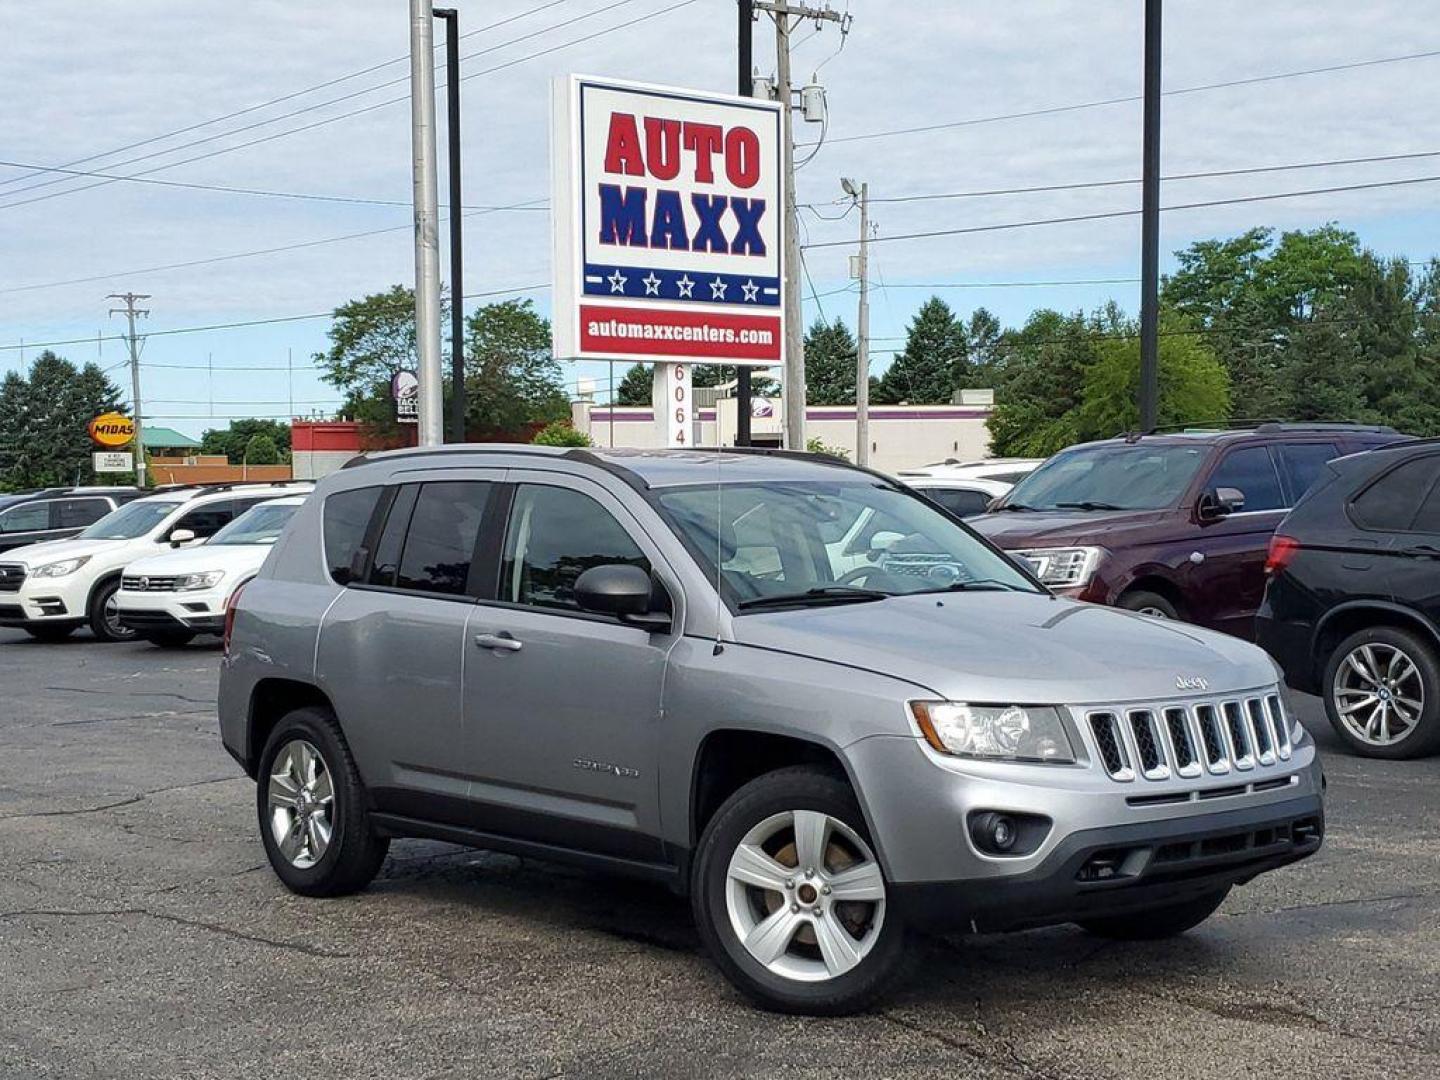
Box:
822, 884, 831, 895
790, 903, 799, 914
805, 868, 814, 879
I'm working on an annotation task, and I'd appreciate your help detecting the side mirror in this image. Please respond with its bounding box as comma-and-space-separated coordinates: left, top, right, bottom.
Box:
575, 564, 671, 631
869, 530, 904, 555
168, 528, 196, 548
1197, 487, 1245, 521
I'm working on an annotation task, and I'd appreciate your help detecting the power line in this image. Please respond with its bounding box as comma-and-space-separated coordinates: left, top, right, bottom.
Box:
0, 282, 552, 354
0, 0, 573, 192
0, 0, 688, 212
813, 48, 1440, 147
802, 173, 1440, 251
0, 158, 548, 210
849, 149, 1440, 206
0, 200, 547, 295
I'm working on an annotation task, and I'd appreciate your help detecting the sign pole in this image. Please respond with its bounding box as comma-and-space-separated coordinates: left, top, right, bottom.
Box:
409, 0, 445, 448
735, 0, 755, 448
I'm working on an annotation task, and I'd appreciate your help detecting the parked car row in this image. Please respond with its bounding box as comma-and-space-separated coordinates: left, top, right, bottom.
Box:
0, 485, 146, 552
0, 482, 310, 644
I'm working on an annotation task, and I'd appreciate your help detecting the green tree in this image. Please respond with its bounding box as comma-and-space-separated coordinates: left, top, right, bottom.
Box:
614, 363, 653, 406
1282, 317, 1370, 424
962, 307, 1003, 387
0, 351, 124, 489
875, 296, 970, 404
241, 433, 281, 465
1072, 316, 1231, 442
464, 298, 569, 437
804, 318, 857, 404
316, 285, 440, 430
986, 309, 1101, 456
201, 419, 291, 464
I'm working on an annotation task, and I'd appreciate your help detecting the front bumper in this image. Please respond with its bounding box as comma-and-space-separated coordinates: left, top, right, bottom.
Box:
0, 580, 87, 627
891, 794, 1322, 932
116, 587, 229, 635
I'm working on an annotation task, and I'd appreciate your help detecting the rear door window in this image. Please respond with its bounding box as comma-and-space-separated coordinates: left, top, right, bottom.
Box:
1352, 456, 1440, 532
1275, 443, 1339, 503
1209, 446, 1285, 512
173, 503, 234, 540
393, 482, 492, 596
918, 487, 993, 518
325, 486, 384, 585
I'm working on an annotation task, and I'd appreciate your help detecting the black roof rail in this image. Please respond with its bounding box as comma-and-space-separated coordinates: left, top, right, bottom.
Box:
1118, 418, 1399, 440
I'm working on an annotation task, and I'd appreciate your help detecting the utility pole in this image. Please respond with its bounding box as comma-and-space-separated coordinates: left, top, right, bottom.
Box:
434, 6, 466, 443
758, 1, 845, 450
843, 179, 870, 466
735, 0, 755, 448
108, 292, 150, 487
409, 0, 444, 447
1138, 0, 1162, 433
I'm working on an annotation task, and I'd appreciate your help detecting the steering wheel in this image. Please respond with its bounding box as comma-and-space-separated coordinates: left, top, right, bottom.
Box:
837, 565, 887, 587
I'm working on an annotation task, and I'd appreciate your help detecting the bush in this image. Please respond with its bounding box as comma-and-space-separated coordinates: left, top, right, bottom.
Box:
805, 436, 850, 460
531, 421, 591, 447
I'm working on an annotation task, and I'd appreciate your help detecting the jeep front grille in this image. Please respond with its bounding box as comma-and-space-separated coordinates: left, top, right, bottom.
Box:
1085, 693, 1292, 783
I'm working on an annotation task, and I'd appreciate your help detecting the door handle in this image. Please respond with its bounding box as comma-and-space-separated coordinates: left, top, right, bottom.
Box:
474, 632, 523, 652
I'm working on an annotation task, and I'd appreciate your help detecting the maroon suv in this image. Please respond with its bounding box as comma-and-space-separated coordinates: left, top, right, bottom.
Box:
969, 424, 1407, 639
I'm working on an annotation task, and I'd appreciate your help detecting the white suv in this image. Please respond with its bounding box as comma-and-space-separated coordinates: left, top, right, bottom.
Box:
117, 494, 310, 646
0, 483, 308, 642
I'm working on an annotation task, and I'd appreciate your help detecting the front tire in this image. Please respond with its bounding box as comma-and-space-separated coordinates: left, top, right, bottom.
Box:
1118, 589, 1180, 621
256, 706, 389, 897
1323, 626, 1440, 759
87, 579, 137, 642
691, 766, 906, 1015
1078, 887, 1229, 940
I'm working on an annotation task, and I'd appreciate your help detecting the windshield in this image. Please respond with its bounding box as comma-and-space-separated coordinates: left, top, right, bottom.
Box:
1001, 444, 1208, 511
79, 500, 181, 540
658, 480, 1039, 609
209, 502, 298, 546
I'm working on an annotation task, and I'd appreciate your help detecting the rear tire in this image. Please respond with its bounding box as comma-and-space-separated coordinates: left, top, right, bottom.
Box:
256, 706, 389, 897
1322, 625, 1440, 759
1118, 589, 1180, 621
87, 578, 136, 642
691, 766, 906, 1015
143, 630, 196, 648
1078, 887, 1229, 940
24, 625, 75, 642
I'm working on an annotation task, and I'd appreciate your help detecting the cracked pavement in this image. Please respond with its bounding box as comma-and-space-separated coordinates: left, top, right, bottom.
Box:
1, 628, 1437, 1079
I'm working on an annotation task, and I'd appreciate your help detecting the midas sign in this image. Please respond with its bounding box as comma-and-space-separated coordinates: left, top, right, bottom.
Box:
88, 412, 135, 448
551, 75, 783, 366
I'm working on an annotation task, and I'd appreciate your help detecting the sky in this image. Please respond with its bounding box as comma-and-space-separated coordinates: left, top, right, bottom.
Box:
3, 0, 1440, 437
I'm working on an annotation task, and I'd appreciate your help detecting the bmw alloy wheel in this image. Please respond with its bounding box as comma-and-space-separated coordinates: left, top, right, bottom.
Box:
1333, 642, 1425, 747
267, 739, 335, 869
725, 809, 886, 983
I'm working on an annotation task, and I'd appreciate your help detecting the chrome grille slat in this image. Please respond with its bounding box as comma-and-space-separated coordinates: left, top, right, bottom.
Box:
1087, 692, 1288, 783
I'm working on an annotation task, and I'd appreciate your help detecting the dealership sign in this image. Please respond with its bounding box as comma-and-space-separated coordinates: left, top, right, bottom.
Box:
551, 75, 783, 367
88, 411, 135, 447
93, 451, 133, 474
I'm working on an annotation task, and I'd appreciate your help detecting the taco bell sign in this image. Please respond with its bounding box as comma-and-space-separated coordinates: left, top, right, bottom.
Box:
551, 75, 783, 366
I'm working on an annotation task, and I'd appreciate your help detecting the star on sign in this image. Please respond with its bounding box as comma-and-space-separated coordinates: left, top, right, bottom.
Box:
710, 277, 728, 300
741, 279, 760, 302
607, 269, 628, 293
676, 274, 695, 298
642, 272, 662, 296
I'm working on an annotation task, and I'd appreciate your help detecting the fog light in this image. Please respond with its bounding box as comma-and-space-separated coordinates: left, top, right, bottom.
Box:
971, 811, 1018, 855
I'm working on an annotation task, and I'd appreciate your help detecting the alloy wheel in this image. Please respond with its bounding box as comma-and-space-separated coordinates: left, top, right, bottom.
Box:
1333, 642, 1425, 747
1135, 606, 1170, 619
103, 591, 136, 639
725, 809, 886, 983
267, 739, 335, 869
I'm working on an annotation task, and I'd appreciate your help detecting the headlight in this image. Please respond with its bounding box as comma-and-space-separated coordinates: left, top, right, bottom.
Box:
176, 571, 224, 591
1013, 546, 1102, 588
910, 702, 1075, 763
33, 556, 91, 578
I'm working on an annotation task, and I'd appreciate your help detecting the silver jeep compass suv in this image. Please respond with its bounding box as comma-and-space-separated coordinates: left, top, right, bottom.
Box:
218, 446, 1324, 1014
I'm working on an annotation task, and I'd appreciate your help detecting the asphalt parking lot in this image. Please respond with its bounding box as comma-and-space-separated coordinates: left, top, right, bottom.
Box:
1, 628, 1437, 1080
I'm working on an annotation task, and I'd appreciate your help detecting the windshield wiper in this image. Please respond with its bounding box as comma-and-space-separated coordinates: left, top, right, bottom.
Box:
923, 579, 1028, 594
1053, 500, 1126, 511
737, 586, 889, 610
996, 502, 1036, 512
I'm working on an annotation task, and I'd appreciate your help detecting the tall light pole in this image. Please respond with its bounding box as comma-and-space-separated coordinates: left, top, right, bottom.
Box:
433, 7, 465, 443
1138, 0, 1162, 433
773, 7, 805, 448
409, 0, 444, 447
843, 179, 869, 466
735, 0, 755, 448
108, 292, 149, 487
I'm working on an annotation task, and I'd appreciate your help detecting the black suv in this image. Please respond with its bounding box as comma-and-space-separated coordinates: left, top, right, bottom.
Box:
1258, 440, 1440, 758
0, 487, 141, 554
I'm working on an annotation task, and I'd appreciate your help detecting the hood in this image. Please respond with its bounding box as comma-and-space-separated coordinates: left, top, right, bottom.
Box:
969, 508, 1174, 549
1, 537, 130, 569
123, 543, 268, 577
732, 591, 1276, 705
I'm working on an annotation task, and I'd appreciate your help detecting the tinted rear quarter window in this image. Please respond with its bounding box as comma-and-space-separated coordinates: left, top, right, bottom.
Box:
1351, 456, 1440, 532
1209, 446, 1284, 511
324, 486, 384, 584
